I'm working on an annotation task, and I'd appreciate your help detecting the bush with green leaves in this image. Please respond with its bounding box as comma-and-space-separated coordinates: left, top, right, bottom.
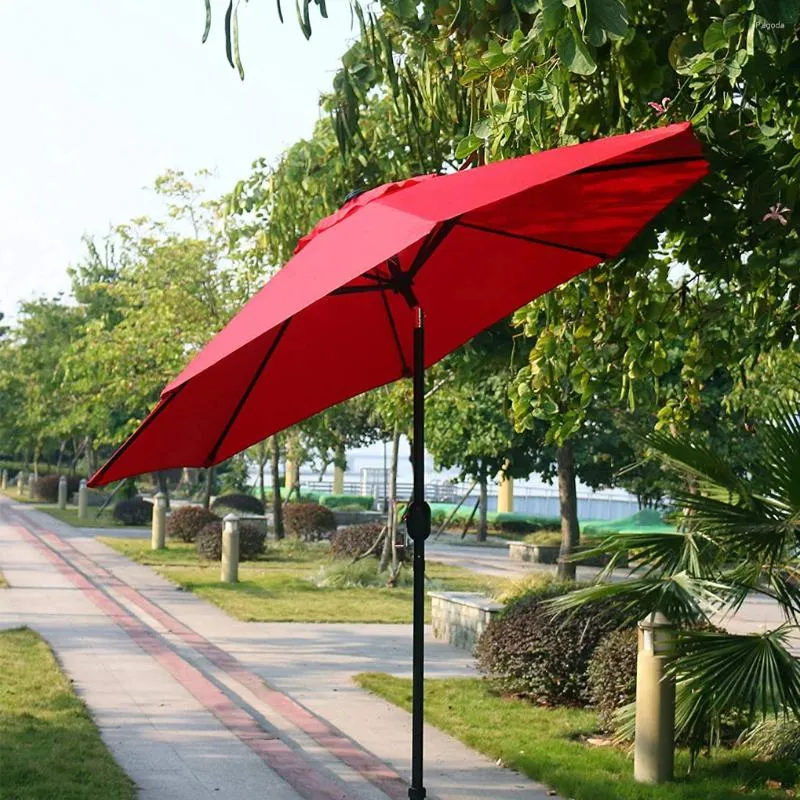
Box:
319, 494, 373, 510
586, 627, 638, 732
475, 582, 625, 707
195, 519, 267, 561
112, 497, 152, 526
166, 506, 219, 543
330, 523, 386, 559
210, 492, 265, 516
283, 502, 336, 541
33, 474, 81, 503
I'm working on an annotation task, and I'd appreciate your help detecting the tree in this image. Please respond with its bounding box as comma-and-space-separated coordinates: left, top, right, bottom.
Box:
314, 0, 798, 574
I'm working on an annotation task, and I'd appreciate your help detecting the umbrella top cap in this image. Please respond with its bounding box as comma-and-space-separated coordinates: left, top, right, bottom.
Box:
343, 187, 369, 205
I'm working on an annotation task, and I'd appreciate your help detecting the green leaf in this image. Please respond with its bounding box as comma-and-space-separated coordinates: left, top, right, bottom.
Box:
473, 117, 493, 139
585, 0, 629, 39
455, 135, 483, 160
512, 0, 538, 13
703, 21, 728, 52
202, 0, 211, 43
386, 0, 417, 19
691, 103, 714, 125
668, 33, 702, 74
555, 27, 597, 75
541, 0, 565, 33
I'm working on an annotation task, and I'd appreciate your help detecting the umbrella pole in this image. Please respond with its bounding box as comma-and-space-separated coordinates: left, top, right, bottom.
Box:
408, 306, 430, 800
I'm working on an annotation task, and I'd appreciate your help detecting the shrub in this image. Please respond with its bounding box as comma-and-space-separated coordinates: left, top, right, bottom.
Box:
283, 502, 336, 541
211, 492, 265, 516
330, 523, 386, 559
523, 530, 562, 547
113, 497, 153, 526
319, 494, 374, 510
492, 513, 558, 535
166, 506, 219, 543
195, 519, 267, 561
33, 474, 81, 503
587, 627, 638, 731
475, 583, 625, 707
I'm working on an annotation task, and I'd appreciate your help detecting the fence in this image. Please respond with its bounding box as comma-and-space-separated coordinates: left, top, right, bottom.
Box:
289, 472, 639, 521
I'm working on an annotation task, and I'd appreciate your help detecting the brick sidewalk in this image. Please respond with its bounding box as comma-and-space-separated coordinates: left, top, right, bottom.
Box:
0, 498, 555, 800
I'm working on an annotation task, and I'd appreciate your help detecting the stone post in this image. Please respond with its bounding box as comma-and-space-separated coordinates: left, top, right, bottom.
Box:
17, 471, 27, 498
497, 474, 514, 514
333, 465, 345, 495
634, 612, 676, 784
58, 476, 68, 510
1, 469, 7, 490
78, 479, 88, 519
151, 492, 167, 550
221, 513, 240, 584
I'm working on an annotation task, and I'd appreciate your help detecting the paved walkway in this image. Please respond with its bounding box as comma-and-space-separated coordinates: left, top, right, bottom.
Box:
0, 498, 554, 800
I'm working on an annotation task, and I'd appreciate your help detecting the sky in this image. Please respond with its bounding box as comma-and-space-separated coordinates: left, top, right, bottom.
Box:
0, 0, 356, 322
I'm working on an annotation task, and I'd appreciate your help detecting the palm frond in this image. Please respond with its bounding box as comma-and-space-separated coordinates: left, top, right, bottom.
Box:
643, 429, 751, 503
672, 626, 800, 745
672, 489, 794, 570
547, 572, 729, 628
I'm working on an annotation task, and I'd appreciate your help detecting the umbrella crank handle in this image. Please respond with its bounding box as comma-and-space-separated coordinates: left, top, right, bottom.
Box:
406, 501, 431, 542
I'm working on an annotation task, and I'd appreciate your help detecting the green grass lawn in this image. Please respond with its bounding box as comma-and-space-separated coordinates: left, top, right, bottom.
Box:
0, 487, 37, 504
355, 674, 798, 800
35, 506, 147, 529
0, 627, 134, 800
98, 537, 498, 623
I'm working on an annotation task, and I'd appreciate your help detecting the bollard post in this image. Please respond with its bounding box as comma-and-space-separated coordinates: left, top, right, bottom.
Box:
78, 479, 88, 519
634, 612, 676, 784
1, 469, 7, 490
18, 471, 27, 498
151, 492, 167, 550
221, 513, 240, 584
58, 476, 68, 510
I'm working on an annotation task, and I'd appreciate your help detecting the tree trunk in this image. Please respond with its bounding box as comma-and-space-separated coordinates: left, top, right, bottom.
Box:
56, 440, 66, 473
556, 441, 580, 581
203, 467, 214, 510
258, 444, 267, 507
271, 435, 284, 540
477, 471, 488, 542
156, 471, 171, 511
380, 424, 401, 573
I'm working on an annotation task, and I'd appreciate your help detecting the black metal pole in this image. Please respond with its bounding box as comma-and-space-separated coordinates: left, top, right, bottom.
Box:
407, 306, 430, 800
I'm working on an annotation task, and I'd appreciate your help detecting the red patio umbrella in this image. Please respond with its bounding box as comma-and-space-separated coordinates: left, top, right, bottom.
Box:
90, 122, 708, 799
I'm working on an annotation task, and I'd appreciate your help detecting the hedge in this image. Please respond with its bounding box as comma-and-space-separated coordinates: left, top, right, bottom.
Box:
319, 494, 374, 510
211, 492, 265, 516
166, 506, 219, 543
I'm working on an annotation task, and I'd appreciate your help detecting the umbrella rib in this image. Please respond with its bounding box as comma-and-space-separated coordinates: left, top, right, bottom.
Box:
330, 284, 384, 296
381, 289, 410, 377
455, 221, 610, 259
88, 387, 185, 485
205, 319, 292, 465
577, 154, 706, 174
406, 219, 459, 281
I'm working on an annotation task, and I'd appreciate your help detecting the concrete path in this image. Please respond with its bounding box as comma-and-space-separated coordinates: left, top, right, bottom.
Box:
0, 498, 555, 800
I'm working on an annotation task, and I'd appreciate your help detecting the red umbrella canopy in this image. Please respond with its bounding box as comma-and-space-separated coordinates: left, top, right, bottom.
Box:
90, 123, 707, 487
